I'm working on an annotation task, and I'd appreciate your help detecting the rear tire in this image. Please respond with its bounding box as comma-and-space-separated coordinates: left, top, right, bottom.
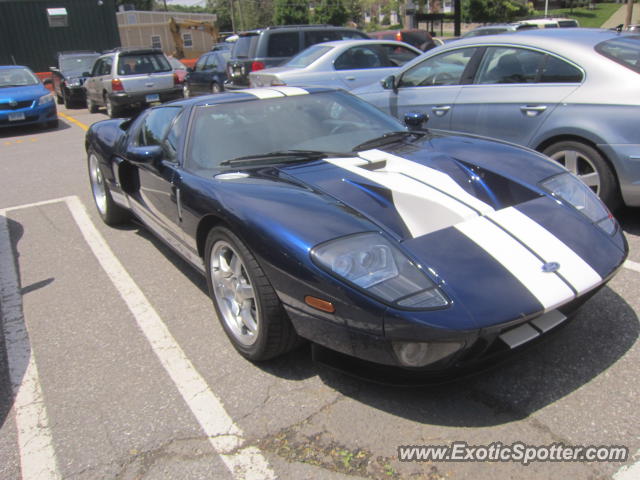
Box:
87, 96, 98, 113
105, 95, 120, 118
204, 227, 300, 361
543, 140, 620, 210
88, 149, 129, 225
211, 82, 221, 94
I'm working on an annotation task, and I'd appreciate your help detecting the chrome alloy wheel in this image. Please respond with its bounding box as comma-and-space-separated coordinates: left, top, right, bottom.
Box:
89, 153, 107, 216
549, 149, 601, 195
210, 241, 259, 346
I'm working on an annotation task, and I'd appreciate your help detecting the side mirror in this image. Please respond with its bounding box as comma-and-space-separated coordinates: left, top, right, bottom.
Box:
381, 75, 397, 92
126, 145, 164, 167
404, 112, 428, 130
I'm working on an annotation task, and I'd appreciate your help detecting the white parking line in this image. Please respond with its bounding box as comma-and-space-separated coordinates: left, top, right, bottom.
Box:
64, 196, 276, 480
614, 450, 640, 480
0, 216, 62, 480
623, 260, 640, 274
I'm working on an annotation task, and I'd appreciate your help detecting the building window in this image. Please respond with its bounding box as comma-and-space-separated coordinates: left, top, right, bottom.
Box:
127, 13, 137, 25
151, 35, 162, 49
183, 33, 193, 48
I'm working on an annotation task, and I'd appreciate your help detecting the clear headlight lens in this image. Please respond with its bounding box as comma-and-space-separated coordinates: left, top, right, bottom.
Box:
38, 93, 54, 105
541, 173, 615, 234
311, 232, 449, 309
67, 78, 82, 87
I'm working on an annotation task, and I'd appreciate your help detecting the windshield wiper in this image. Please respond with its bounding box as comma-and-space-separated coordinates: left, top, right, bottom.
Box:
352, 130, 425, 152
220, 149, 348, 166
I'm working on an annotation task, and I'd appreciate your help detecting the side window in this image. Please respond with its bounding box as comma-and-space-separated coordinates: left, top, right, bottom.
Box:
204, 54, 217, 71
136, 107, 182, 154
378, 44, 420, 66
267, 32, 300, 57
194, 55, 208, 72
540, 55, 583, 83
163, 110, 184, 162
101, 58, 113, 76
91, 59, 103, 76
398, 47, 477, 87
335, 46, 384, 70
475, 47, 544, 84
304, 30, 340, 47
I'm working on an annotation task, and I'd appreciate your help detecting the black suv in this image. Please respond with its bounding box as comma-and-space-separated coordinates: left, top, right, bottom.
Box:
50, 51, 100, 108
225, 24, 369, 89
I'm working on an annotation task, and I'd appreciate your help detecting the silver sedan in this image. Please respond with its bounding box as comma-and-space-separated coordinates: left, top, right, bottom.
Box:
354, 29, 640, 209
249, 39, 422, 91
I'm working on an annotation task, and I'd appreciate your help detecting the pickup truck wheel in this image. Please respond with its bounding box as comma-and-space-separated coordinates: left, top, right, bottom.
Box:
212, 82, 221, 94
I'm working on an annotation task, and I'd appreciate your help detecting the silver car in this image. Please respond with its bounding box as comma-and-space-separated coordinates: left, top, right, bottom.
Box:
84, 48, 183, 118
249, 39, 422, 91
355, 29, 640, 209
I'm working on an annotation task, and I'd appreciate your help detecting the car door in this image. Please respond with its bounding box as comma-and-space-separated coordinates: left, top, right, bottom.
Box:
189, 54, 210, 94
85, 56, 113, 105
333, 44, 419, 90
451, 46, 583, 146
128, 106, 189, 255
369, 47, 480, 130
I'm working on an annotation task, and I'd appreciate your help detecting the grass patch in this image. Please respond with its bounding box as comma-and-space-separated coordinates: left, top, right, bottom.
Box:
530, 2, 622, 28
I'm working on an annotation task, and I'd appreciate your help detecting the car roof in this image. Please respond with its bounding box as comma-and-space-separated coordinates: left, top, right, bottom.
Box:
313, 39, 419, 49
449, 28, 632, 50
0, 65, 31, 70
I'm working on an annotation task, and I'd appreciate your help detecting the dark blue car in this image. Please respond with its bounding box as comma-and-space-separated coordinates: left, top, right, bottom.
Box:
0, 65, 58, 129
183, 50, 230, 97
85, 87, 626, 373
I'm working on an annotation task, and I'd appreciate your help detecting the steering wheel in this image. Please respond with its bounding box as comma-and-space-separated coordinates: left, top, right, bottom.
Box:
432, 72, 455, 85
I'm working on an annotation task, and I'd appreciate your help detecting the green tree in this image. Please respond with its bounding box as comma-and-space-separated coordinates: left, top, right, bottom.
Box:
274, 0, 310, 25
313, 0, 349, 25
464, 0, 531, 23
343, 0, 363, 26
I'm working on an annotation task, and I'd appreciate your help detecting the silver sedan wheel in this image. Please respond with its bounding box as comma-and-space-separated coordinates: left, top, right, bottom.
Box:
548, 149, 600, 195
88, 153, 107, 216
183, 84, 191, 98
210, 241, 259, 346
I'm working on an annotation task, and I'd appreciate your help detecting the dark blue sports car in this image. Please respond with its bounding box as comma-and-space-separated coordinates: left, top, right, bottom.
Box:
86, 87, 627, 372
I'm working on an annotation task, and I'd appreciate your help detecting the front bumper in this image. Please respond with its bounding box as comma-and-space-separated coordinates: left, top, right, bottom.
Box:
108, 87, 183, 108
0, 100, 57, 128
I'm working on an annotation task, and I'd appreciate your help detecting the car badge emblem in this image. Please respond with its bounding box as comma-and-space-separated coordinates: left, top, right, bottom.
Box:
542, 262, 560, 273
9, 100, 17, 107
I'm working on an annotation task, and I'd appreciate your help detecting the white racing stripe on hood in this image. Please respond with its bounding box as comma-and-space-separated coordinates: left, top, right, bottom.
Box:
325, 156, 480, 238
456, 216, 575, 311
270, 86, 308, 96
244, 88, 285, 99
487, 207, 602, 294
359, 149, 495, 215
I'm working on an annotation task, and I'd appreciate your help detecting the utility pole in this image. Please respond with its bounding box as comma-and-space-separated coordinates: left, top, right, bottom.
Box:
229, 0, 236, 32
625, 0, 634, 28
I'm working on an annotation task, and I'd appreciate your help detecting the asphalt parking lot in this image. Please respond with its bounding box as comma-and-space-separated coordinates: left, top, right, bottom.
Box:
0, 106, 639, 480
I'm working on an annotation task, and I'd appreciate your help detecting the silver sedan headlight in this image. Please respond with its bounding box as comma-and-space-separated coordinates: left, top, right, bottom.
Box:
541, 172, 616, 234
311, 232, 449, 309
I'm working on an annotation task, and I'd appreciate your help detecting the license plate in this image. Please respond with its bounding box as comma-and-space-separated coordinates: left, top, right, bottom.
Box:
8, 112, 25, 122
145, 94, 160, 103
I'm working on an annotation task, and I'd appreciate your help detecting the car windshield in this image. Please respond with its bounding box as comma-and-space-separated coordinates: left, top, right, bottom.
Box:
188, 90, 405, 172
0, 67, 39, 87
286, 45, 333, 67
596, 35, 640, 73
117, 53, 171, 76
60, 55, 99, 74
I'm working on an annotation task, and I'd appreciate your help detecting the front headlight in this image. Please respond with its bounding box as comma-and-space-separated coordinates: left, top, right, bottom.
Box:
67, 78, 82, 87
541, 172, 616, 234
311, 232, 449, 309
38, 93, 54, 105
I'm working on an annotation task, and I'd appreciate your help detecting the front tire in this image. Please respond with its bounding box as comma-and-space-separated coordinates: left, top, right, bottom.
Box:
204, 227, 300, 361
543, 140, 620, 210
211, 82, 221, 94
183, 83, 191, 98
88, 149, 129, 225
87, 96, 98, 113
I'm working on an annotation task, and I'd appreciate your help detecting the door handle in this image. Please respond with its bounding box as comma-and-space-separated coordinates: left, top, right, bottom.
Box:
432, 105, 451, 116
345, 76, 356, 81
520, 105, 547, 117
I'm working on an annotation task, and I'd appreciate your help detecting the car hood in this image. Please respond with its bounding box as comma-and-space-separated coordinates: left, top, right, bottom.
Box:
278, 134, 626, 327
0, 84, 49, 101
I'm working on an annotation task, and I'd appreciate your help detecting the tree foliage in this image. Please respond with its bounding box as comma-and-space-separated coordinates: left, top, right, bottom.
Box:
274, 0, 310, 25
464, 0, 532, 23
312, 0, 349, 25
